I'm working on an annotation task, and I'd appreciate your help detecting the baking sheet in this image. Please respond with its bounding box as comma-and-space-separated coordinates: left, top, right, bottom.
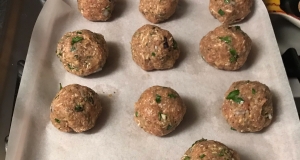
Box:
6, 0, 300, 159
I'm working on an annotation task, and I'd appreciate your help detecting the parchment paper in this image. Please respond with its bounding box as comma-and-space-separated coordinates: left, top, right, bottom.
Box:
6, 0, 300, 159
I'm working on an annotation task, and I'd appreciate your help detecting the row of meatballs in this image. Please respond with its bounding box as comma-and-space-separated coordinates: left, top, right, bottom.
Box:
78, 0, 253, 25
56, 24, 251, 76
50, 80, 273, 159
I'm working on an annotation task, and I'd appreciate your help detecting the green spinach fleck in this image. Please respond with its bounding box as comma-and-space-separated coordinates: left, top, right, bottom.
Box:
200, 154, 206, 159
226, 90, 244, 104
229, 48, 239, 63
155, 94, 161, 103
218, 149, 227, 157
168, 93, 177, 99
71, 36, 83, 45
167, 124, 172, 130
172, 39, 178, 50
75, 105, 84, 112
252, 88, 256, 94
218, 9, 225, 16
71, 46, 76, 52
55, 118, 60, 123
219, 36, 232, 44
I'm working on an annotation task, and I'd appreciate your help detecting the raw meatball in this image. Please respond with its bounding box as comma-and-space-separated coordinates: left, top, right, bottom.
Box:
131, 24, 180, 71
181, 139, 240, 160
200, 25, 251, 70
134, 86, 186, 136
139, 0, 179, 23
56, 29, 108, 76
50, 84, 102, 132
209, 0, 253, 24
222, 80, 273, 132
78, 0, 115, 21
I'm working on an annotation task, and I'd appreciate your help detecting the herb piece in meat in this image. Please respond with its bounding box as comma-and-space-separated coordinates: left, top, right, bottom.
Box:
55, 118, 60, 123
218, 9, 225, 16
200, 154, 206, 159
192, 138, 207, 147
224, 0, 230, 4
172, 39, 178, 50
167, 124, 172, 130
135, 111, 138, 117
252, 88, 256, 94
218, 149, 227, 157
67, 63, 76, 70
59, 83, 63, 90
226, 90, 244, 104
163, 37, 169, 49
85, 96, 94, 104
219, 36, 232, 44
231, 127, 236, 131
70, 46, 76, 52
183, 156, 190, 160
152, 52, 156, 56
76, 31, 82, 34
229, 48, 239, 63
71, 36, 83, 45
168, 93, 177, 99
155, 94, 161, 103
75, 105, 84, 112
57, 52, 62, 57
235, 26, 241, 30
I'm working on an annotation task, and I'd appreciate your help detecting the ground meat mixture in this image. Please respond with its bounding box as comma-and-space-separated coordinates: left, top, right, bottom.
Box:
78, 0, 115, 21
209, 0, 253, 24
200, 25, 251, 71
50, 84, 102, 132
134, 86, 186, 136
181, 139, 240, 160
222, 80, 273, 132
131, 24, 180, 71
139, 0, 179, 23
56, 29, 108, 76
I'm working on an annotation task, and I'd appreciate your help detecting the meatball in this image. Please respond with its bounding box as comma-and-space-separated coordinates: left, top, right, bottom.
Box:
134, 86, 186, 136
200, 25, 251, 70
209, 0, 253, 24
50, 84, 102, 132
56, 29, 108, 76
131, 24, 180, 71
78, 0, 115, 21
139, 0, 179, 23
222, 80, 273, 132
181, 139, 240, 160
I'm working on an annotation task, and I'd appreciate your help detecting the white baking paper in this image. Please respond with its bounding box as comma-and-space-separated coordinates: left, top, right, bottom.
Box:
6, 0, 300, 159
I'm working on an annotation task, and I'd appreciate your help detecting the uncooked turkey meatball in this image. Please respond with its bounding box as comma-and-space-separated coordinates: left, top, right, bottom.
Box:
200, 25, 251, 70
131, 24, 180, 71
78, 0, 115, 21
56, 29, 108, 76
222, 80, 273, 132
181, 139, 240, 160
139, 0, 179, 23
50, 84, 102, 132
209, 0, 253, 24
134, 86, 186, 136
